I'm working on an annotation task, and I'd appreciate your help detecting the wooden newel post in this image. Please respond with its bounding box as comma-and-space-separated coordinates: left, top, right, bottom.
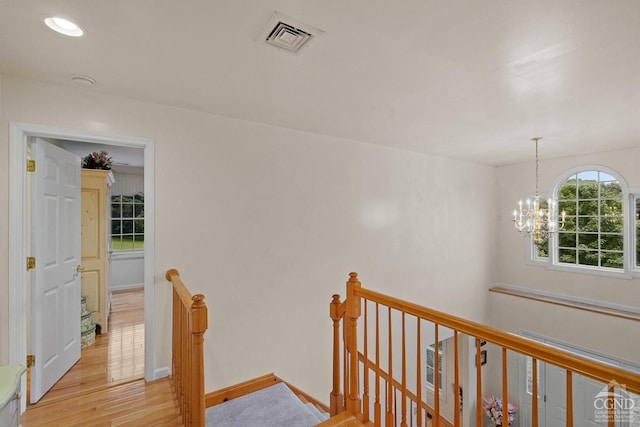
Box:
191, 294, 208, 427
330, 294, 344, 416
346, 272, 362, 415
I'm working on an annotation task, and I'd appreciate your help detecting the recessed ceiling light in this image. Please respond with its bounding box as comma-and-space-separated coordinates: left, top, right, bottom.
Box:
44, 17, 84, 37
72, 75, 96, 87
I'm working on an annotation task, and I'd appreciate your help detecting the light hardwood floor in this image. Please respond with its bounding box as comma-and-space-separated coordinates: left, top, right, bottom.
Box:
22, 289, 183, 426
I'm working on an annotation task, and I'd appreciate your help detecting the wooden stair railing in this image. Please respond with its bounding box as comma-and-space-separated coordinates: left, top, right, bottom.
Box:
166, 268, 208, 427
331, 272, 640, 427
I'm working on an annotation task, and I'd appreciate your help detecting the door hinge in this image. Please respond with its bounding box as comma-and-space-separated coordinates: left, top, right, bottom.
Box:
27, 159, 36, 172
26, 257, 36, 270
27, 354, 35, 367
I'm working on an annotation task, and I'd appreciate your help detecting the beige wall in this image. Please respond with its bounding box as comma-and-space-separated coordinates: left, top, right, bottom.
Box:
0, 75, 497, 402
493, 147, 640, 364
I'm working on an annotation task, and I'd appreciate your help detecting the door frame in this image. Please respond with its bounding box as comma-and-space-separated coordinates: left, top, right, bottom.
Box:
8, 122, 156, 403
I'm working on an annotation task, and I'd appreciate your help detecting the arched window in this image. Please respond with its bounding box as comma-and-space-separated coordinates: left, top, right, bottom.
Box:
555, 170, 625, 269
528, 166, 640, 276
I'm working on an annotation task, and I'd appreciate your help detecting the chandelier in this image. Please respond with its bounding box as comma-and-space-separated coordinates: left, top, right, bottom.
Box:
513, 137, 565, 246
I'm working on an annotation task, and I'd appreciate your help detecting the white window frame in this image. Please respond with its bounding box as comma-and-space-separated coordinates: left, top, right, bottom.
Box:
526, 165, 640, 279
111, 192, 145, 252
426, 341, 447, 400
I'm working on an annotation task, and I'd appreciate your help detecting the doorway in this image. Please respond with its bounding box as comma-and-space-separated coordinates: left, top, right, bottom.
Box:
8, 122, 156, 411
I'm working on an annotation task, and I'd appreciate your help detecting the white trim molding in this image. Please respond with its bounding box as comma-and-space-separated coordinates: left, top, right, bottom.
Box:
489, 283, 640, 322
8, 122, 158, 401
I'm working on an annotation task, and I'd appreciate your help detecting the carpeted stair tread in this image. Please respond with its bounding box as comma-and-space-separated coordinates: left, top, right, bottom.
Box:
305, 402, 330, 422
205, 382, 322, 427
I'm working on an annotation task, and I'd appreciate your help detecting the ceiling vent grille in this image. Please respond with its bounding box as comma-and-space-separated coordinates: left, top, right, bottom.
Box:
258, 12, 323, 55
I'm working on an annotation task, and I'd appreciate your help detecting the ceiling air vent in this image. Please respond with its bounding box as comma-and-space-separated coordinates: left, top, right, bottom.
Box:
258, 12, 323, 55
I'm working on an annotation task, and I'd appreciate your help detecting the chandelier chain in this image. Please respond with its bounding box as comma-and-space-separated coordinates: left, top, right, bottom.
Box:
512, 136, 566, 246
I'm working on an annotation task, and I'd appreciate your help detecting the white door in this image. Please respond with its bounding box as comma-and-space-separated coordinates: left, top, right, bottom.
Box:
543, 363, 608, 427
519, 356, 545, 426
30, 140, 82, 403
544, 363, 568, 426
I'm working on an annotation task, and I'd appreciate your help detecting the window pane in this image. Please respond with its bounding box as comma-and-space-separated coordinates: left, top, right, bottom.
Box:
122, 220, 133, 233
601, 235, 623, 251
559, 201, 576, 215
111, 220, 121, 234
559, 179, 577, 199
134, 219, 144, 233
578, 200, 599, 215
577, 181, 598, 199
601, 252, 624, 269
578, 250, 599, 266
111, 204, 121, 218
558, 232, 576, 248
120, 237, 134, 250
577, 216, 598, 232
536, 241, 548, 258
426, 368, 433, 385
122, 203, 133, 218
578, 233, 599, 250
600, 182, 622, 199
563, 216, 577, 232
559, 248, 576, 264
601, 199, 622, 215
134, 204, 144, 217
600, 216, 623, 233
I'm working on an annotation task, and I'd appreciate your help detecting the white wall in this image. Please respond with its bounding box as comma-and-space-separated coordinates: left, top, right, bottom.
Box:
493, 147, 640, 364
0, 75, 497, 403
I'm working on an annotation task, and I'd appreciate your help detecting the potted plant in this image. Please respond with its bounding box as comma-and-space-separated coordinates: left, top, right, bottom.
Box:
82, 151, 112, 170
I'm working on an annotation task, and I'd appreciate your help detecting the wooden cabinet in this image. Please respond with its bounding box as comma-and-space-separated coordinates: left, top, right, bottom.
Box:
80, 169, 114, 334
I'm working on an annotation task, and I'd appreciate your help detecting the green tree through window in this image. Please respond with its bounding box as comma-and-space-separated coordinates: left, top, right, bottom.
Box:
556, 171, 623, 269
111, 193, 144, 251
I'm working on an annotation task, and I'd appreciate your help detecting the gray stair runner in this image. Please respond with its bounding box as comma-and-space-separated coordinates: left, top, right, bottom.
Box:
206, 382, 329, 426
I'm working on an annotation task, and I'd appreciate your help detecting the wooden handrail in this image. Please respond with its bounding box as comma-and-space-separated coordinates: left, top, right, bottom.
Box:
355, 286, 640, 394
166, 268, 208, 427
331, 272, 640, 427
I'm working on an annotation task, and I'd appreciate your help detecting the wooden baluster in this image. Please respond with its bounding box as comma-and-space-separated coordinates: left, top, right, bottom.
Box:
608, 383, 615, 427
532, 357, 538, 427
375, 302, 381, 425
434, 324, 440, 427
416, 319, 423, 427
363, 299, 370, 423
453, 331, 460, 426
386, 307, 394, 426
475, 338, 482, 427
401, 313, 407, 427
330, 294, 343, 415
343, 311, 348, 411
502, 348, 508, 427
191, 294, 207, 427
182, 306, 191, 425
566, 371, 573, 427
346, 272, 362, 414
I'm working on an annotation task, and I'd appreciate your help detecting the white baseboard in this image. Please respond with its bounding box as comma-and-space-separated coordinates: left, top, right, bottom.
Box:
154, 366, 170, 380
111, 283, 145, 291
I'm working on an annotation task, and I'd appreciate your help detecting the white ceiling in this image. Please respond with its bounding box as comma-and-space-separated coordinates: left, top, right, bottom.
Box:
1, 1, 639, 166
